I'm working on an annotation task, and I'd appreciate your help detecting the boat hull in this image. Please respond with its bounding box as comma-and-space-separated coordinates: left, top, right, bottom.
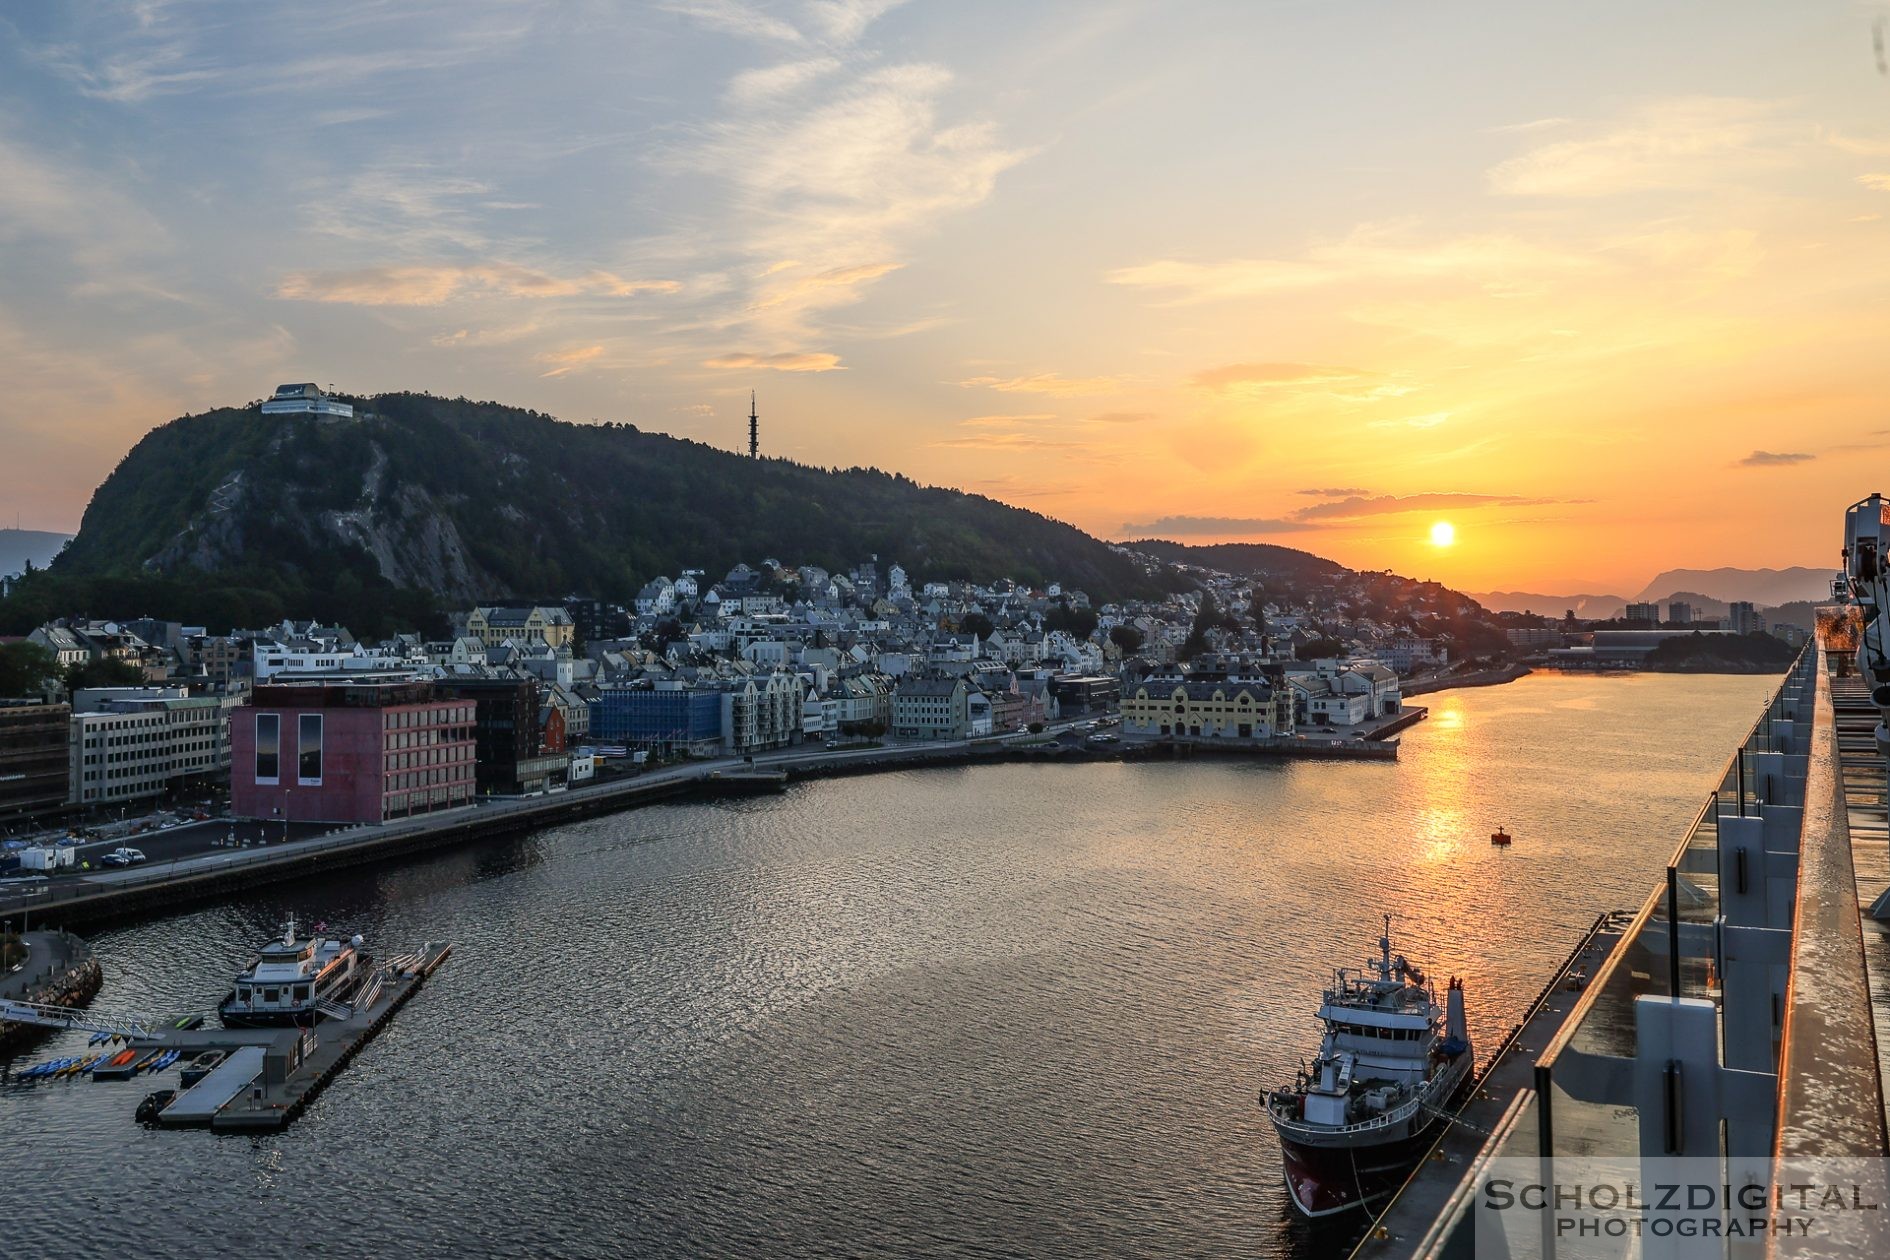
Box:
1277, 1119, 1446, 1217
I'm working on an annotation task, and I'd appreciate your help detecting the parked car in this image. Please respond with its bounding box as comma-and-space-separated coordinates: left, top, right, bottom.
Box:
101, 847, 147, 867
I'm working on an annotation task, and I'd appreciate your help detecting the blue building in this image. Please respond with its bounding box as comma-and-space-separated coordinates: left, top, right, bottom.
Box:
589, 688, 723, 756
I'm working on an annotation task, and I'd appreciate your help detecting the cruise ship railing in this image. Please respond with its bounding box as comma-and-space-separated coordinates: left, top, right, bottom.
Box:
1363, 645, 1815, 1255
1527, 643, 1817, 1166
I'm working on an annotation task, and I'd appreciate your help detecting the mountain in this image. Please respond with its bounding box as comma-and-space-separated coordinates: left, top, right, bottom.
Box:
0, 529, 70, 575
1122, 540, 1347, 587
8, 391, 1176, 636
1129, 538, 1514, 656
1633, 566, 1830, 608
1470, 590, 1630, 619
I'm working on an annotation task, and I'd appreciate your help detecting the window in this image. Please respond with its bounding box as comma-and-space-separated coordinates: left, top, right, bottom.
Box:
255, 713, 280, 783
298, 713, 323, 784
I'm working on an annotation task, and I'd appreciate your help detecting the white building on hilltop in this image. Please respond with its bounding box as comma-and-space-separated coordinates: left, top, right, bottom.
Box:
261, 383, 353, 419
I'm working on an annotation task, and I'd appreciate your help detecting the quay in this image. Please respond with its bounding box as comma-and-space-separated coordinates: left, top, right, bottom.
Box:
0, 930, 102, 1054
1340, 640, 1890, 1257
0, 712, 1429, 929
153, 940, 453, 1132
1349, 911, 1627, 1260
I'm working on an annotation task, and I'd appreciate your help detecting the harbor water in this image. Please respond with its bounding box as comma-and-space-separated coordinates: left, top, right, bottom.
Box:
0, 670, 1776, 1259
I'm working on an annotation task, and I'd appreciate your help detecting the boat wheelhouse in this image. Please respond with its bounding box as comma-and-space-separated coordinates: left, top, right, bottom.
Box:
217, 917, 367, 1028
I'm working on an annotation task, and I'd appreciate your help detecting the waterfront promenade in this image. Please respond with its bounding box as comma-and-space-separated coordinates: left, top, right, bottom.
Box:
1, 705, 1428, 927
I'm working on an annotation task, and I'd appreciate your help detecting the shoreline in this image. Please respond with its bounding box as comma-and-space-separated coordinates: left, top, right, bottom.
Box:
2, 707, 1440, 929
1400, 662, 1533, 696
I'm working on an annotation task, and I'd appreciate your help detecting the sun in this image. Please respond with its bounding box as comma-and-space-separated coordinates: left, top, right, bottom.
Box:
1429, 520, 1456, 548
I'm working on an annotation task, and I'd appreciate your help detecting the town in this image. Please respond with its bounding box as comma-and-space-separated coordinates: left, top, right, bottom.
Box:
0, 544, 1486, 846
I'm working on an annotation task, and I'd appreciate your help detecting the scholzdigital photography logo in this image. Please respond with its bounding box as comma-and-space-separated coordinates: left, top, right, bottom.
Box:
1473, 1158, 1890, 1257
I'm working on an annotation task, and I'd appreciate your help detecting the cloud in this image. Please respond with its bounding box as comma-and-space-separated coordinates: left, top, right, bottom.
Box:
1109, 225, 1593, 304
697, 61, 1029, 336
661, 1, 805, 43
1737, 450, 1814, 466
934, 433, 1083, 450
725, 57, 841, 105
703, 351, 844, 371
1120, 515, 1323, 537
1859, 173, 1890, 193
1486, 97, 1788, 197
276, 264, 681, 306
537, 345, 606, 377
806, 0, 910, 44
1298, 487, 1374, 498
1294, 492, 1551, 521
1189, 362, 1367, 392
960, 372, 1120, 396
1488, 117, 1571, 134
1369, 410, 1451, 430
750, 260, 903, 309
959, 413, 1058, 426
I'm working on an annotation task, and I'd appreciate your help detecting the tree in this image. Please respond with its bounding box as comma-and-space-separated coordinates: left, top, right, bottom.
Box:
0, 641, 60, 697
1182, 592, 1240, 659
959, 611, 995, 640
65, 655, 145, 690
1108, 624, 1144, 653
1295, 636, 1343, 661
1044, 601, 1098, 639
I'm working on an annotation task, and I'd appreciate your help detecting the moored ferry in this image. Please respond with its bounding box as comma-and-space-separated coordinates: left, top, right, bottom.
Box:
1264, 916, 1474, 1217
218, 917, 368, 1028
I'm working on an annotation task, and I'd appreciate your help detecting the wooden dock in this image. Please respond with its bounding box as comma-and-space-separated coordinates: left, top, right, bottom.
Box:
154, 941, 453, 1132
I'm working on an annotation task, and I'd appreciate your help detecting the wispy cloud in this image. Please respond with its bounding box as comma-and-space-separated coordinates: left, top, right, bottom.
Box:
1109, 225, 1593, 304
958, 413, 1058, 426
1298, 487, 1374, 498
1486, 97, 1788, 197
1737, 449, 1813, 467
1189, 362, 1367, 392
960, 372, 1120, 396
537, 345, 606, 377
1120, 515, 1322, 537
703, 350, 843, 371
934, 432, 1083, 450
276, 264, 680, 306
1859, 173, 1890, 193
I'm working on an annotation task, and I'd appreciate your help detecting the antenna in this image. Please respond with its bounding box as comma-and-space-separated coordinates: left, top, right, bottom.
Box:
748, 390, 759, 458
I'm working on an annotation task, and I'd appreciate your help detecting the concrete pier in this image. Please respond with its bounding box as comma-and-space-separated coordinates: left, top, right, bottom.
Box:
153, 941, 452, 1132
1348, 911, 1626, 1260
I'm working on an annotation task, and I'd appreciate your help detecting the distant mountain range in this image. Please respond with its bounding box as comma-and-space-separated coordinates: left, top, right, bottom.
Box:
1474, 565, 1832, 619
0, 529, 70, 575
1632, 567, 1831, 607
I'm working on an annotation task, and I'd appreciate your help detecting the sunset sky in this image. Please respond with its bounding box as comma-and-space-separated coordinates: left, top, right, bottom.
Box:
3, 2, 1889, 592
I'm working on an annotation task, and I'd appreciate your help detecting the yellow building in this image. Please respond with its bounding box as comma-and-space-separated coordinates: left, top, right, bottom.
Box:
1121, 678, 1292, 741
464, 606, 576, 650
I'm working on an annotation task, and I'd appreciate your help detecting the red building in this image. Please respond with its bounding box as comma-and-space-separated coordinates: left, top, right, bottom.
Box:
231, 680, 476, 824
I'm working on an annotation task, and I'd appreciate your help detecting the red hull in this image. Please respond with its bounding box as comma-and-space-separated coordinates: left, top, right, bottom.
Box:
1278, 1120, 1444, 1217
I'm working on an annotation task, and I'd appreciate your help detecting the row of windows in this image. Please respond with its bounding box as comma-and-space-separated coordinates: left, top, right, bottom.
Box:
384, 768, 469, 792
385, 747, 471, 771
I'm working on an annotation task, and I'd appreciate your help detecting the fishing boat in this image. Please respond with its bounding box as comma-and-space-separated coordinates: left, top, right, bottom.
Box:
218, 916, 369, 1029
1490, 826, 1512, 846
1265, 916, 1475, 1218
